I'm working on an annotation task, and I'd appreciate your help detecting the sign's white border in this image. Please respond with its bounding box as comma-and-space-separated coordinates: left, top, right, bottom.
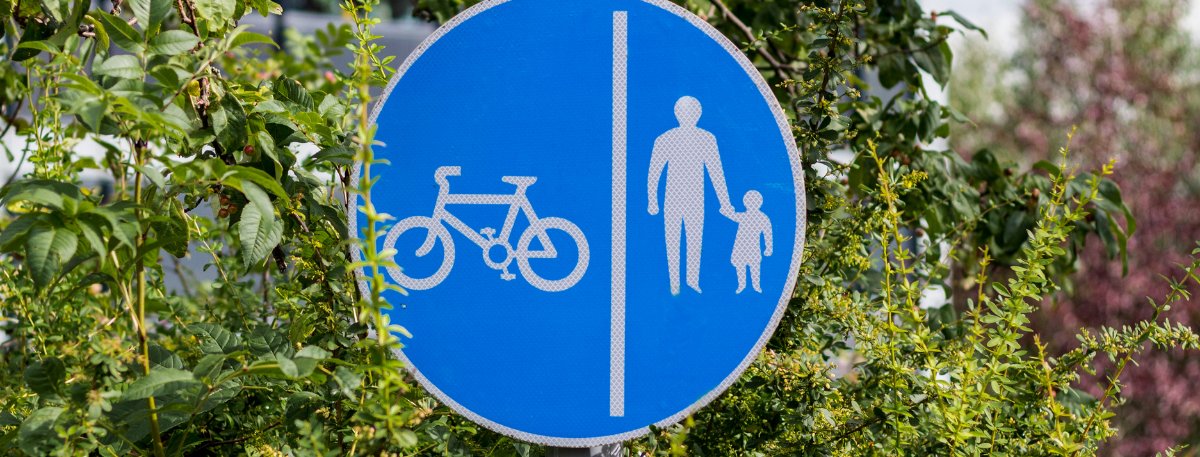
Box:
349, 0, 807, 447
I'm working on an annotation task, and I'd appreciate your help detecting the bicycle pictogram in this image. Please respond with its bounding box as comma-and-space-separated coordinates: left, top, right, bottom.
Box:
382, 166, 590, 292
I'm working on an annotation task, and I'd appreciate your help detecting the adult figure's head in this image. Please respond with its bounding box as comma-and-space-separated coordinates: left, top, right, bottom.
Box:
743, 190, 762, 211
674, 96, 702, 127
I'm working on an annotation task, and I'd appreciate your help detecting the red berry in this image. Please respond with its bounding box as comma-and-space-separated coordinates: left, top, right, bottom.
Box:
244, 145, 255, 155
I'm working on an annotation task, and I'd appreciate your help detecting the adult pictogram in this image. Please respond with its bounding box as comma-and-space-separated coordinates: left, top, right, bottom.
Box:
647, 96, 733, 295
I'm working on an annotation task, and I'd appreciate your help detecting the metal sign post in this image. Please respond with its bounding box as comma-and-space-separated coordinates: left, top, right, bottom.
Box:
355, 0, 806, 448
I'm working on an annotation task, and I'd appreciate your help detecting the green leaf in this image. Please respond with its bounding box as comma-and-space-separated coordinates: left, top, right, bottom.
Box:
13, 20, 55, 61
130, 163, 166, 189
212, 95, 247, 153
193, 0, 235, 28
920, 101, 940, 143
0, 429, 16, 451
246, 326, 294, 359
18, 407, 64, 455
944, 105, 975, 126
232, 165, 287, 200
0, 214, 40, 252
277, 356, 300, 378
1109, 214, 1129, 277
942, 10, 988, 39
15, 40, 58, 54
237, 181, 281, 266
1, 180, 84, 210
284, 392, 322, 428
229, 31, 276, 49
83, 15, 110, 51
151, 199, 190, 258
877, 53, 906, 90
149, 30, 200, 55
77, 218, 107, 258
60, 74, 102, 96
274, 76, 314, 111
120, 368, 202, 402
149, 344, 186, 370
912, 44, 949, 87
192, 353, 226, 382
97, 11, 145, 53
39, 0, 64, 23
295, 345, 331, 360
129, 0, 170, 34
252, 100, 287, 114
23, 357, 66, 399
188, 323, 243, 354
248, 0, 281, 15
1095, 178, 1136, 237
332, 366, 360, 397
93, 54, 145, 79
317, 94, 344, 120
73, 96, 107, 133
198, 381, 241, 413
308, 145, 354, 166
25, 223, 78, 289
1031, 160, 1062, 178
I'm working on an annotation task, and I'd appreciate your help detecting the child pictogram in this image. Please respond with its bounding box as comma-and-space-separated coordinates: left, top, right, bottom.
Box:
727, 190, 772, 293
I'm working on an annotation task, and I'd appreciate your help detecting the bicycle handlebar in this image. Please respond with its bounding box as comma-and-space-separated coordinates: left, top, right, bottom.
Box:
435, 166, 461, 190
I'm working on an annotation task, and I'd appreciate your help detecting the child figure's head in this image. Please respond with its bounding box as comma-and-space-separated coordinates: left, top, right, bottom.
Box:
743, 190, 763, 211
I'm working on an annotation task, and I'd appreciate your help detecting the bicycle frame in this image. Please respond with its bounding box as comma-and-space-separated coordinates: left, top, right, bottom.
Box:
428, 166, 556, 258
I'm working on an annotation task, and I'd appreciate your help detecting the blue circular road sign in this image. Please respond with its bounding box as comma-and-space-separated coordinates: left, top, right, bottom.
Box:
354, 0, 806, 446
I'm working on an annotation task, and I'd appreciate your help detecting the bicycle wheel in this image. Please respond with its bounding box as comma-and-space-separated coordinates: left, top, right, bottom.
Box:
383, 216, 455, 290
516, 217, 589, 292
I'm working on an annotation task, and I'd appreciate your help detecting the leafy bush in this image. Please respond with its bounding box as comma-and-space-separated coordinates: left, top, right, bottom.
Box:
0, 0, 1195, 456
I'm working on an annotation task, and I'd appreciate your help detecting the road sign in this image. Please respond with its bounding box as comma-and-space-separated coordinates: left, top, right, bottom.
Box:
353, 0, 806, 447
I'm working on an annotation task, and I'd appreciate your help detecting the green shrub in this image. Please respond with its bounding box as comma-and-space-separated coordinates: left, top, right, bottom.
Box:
0, 0, 1194, 456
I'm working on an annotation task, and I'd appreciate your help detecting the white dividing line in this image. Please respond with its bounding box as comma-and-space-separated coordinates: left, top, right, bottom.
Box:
611, 10, 627, 418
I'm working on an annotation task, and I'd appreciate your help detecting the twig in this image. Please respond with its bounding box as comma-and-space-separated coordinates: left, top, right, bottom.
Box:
811, 1, 850, 129
710, 0, 797, 96
874, 35, 947, 59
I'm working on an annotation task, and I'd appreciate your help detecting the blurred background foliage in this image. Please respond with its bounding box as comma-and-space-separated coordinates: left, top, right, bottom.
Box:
949, 0, 1200, 454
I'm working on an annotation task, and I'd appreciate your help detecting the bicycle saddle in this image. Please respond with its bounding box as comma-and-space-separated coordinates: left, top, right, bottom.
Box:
501, 176, 537, 186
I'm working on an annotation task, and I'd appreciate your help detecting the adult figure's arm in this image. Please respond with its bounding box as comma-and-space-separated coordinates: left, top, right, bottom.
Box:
703, 134, 734, 216
648, 137, 668, 215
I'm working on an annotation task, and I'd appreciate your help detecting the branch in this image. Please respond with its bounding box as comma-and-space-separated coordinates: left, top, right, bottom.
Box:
710, 0, 797, 94
873, 35, 947, 59
811, 1, 849, 129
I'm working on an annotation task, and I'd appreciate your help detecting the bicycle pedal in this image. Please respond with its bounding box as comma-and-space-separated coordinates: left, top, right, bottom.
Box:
480, 227, 496, 239
501, 272, 516, 281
